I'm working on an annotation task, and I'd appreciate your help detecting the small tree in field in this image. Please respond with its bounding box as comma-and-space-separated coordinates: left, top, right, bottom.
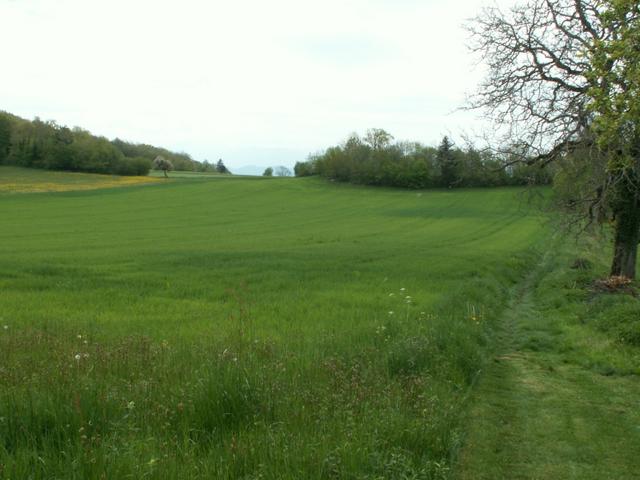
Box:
153, 155, 173, 178
262, 167, 273, 176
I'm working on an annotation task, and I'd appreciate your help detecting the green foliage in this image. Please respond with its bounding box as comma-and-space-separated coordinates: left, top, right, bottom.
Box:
436, 136, 459, 187
587, 0, 640, 165
363, 128, 394, 150
117, 156, 152, 176
0, 113, 11, 164
296, 132, 552, 189
216, 159, 230, 174
0, 110, 208, 176
111, 138, 205, 172
590, 295, 640, 346
198, 160, 216, 172
467, 0, 640, 277
583, 1, 640, 273
262, 167, 273, 176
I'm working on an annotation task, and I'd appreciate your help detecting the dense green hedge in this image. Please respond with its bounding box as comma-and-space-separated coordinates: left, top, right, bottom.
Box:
295, 130, 552, 188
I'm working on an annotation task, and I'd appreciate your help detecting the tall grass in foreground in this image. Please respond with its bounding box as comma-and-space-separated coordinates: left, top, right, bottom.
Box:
0, 249, 539, 479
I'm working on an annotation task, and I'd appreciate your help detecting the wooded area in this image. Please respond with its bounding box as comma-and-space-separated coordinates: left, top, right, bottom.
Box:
0, 112, 214, 176
295, 130, 551, 188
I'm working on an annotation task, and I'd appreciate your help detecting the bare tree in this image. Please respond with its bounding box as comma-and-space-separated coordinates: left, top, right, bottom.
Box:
363, 128, 394, 150
275, 166, 292, 177
467, 0, 640, 278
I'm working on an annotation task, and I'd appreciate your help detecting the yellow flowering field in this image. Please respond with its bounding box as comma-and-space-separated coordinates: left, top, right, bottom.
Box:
0, 166, 161, 193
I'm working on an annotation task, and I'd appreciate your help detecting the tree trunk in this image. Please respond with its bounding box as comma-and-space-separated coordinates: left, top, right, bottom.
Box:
610, 189, 640, 279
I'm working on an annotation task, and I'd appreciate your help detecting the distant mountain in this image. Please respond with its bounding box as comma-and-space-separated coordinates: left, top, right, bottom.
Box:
233, 165, 268, 176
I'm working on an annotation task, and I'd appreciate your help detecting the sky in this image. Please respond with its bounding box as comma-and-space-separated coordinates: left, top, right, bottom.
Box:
0, 0, 515, 171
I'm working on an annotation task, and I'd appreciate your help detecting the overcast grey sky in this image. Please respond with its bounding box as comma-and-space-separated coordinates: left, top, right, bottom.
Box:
0, 0, 514, 170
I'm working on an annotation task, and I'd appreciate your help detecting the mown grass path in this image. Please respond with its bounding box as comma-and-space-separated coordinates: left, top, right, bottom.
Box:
456, 253, 640, 479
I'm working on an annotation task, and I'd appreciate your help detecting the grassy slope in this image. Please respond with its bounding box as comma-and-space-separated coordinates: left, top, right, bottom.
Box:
4, 168, 634, 478
0, 171, 549, 479
455, 245, 640, 479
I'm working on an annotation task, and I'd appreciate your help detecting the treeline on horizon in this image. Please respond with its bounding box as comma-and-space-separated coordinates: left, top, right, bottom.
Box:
294, 129, 551, 188
0, 111, 216, 176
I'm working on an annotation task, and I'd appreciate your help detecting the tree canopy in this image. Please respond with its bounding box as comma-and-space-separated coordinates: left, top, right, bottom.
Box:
153, 156, 173, 177
0, 111, 213, 176
216, 159, 230, 174
467, 0, 640, 277
296, 131, 549, 189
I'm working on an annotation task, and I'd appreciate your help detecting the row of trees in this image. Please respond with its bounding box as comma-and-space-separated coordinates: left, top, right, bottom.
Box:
0, 111, 212, 176
154, 156, 230, 177
111, 138, 214, 173
294, 129, 551, 188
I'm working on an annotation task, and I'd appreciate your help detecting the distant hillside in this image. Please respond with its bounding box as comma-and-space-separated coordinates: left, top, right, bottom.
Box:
0, 110, 214, 176
233, 165, 265, 176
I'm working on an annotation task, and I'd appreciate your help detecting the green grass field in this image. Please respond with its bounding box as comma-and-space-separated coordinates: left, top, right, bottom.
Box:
1, 167, 638, 479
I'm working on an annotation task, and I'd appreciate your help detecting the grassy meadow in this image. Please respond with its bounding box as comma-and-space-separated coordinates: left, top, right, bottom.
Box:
1, 166, 637, 478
